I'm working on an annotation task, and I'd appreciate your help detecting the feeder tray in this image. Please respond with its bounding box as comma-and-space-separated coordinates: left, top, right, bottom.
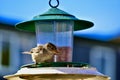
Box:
21, 62, 89, 68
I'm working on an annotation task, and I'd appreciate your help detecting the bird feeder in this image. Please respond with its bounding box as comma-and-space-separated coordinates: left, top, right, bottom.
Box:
4, 0, 110, 80
14, 1, 93, 62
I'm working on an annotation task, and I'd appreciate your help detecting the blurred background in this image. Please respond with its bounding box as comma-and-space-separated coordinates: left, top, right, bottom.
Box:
0, 0, 120, 80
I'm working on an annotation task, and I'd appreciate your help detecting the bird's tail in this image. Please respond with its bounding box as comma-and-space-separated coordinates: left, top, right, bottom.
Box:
22, 51, 31, 54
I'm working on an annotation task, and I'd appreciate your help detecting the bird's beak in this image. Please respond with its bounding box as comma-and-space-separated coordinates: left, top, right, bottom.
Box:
53, 50, 60, 54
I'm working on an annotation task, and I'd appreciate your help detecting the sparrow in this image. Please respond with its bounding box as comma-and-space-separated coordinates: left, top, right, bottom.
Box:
23, 42, 60, 64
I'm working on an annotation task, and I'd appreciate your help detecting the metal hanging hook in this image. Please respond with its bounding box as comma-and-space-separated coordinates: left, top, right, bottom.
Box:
49, 0, 59, 8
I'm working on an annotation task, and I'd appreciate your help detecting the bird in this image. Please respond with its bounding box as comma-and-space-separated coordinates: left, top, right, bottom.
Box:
23, 42, 60, 64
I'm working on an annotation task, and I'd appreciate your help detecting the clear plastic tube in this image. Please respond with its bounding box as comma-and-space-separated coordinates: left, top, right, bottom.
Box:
35, 20, 74, 62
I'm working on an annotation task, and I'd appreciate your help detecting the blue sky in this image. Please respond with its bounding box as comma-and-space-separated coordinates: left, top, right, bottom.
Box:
0, 0, 120, 41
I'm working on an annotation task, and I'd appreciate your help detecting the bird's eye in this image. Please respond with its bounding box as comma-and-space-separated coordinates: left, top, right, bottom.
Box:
51, 47, 54, 49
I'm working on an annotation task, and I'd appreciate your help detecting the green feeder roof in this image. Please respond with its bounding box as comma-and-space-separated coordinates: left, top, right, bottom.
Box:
16, 8, 94, 32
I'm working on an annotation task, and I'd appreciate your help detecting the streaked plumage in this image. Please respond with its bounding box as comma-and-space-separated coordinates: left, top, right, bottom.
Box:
23, 42, 59, 64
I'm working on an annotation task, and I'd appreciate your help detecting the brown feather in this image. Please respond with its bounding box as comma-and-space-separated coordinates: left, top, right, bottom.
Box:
23, 43, 59, 64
